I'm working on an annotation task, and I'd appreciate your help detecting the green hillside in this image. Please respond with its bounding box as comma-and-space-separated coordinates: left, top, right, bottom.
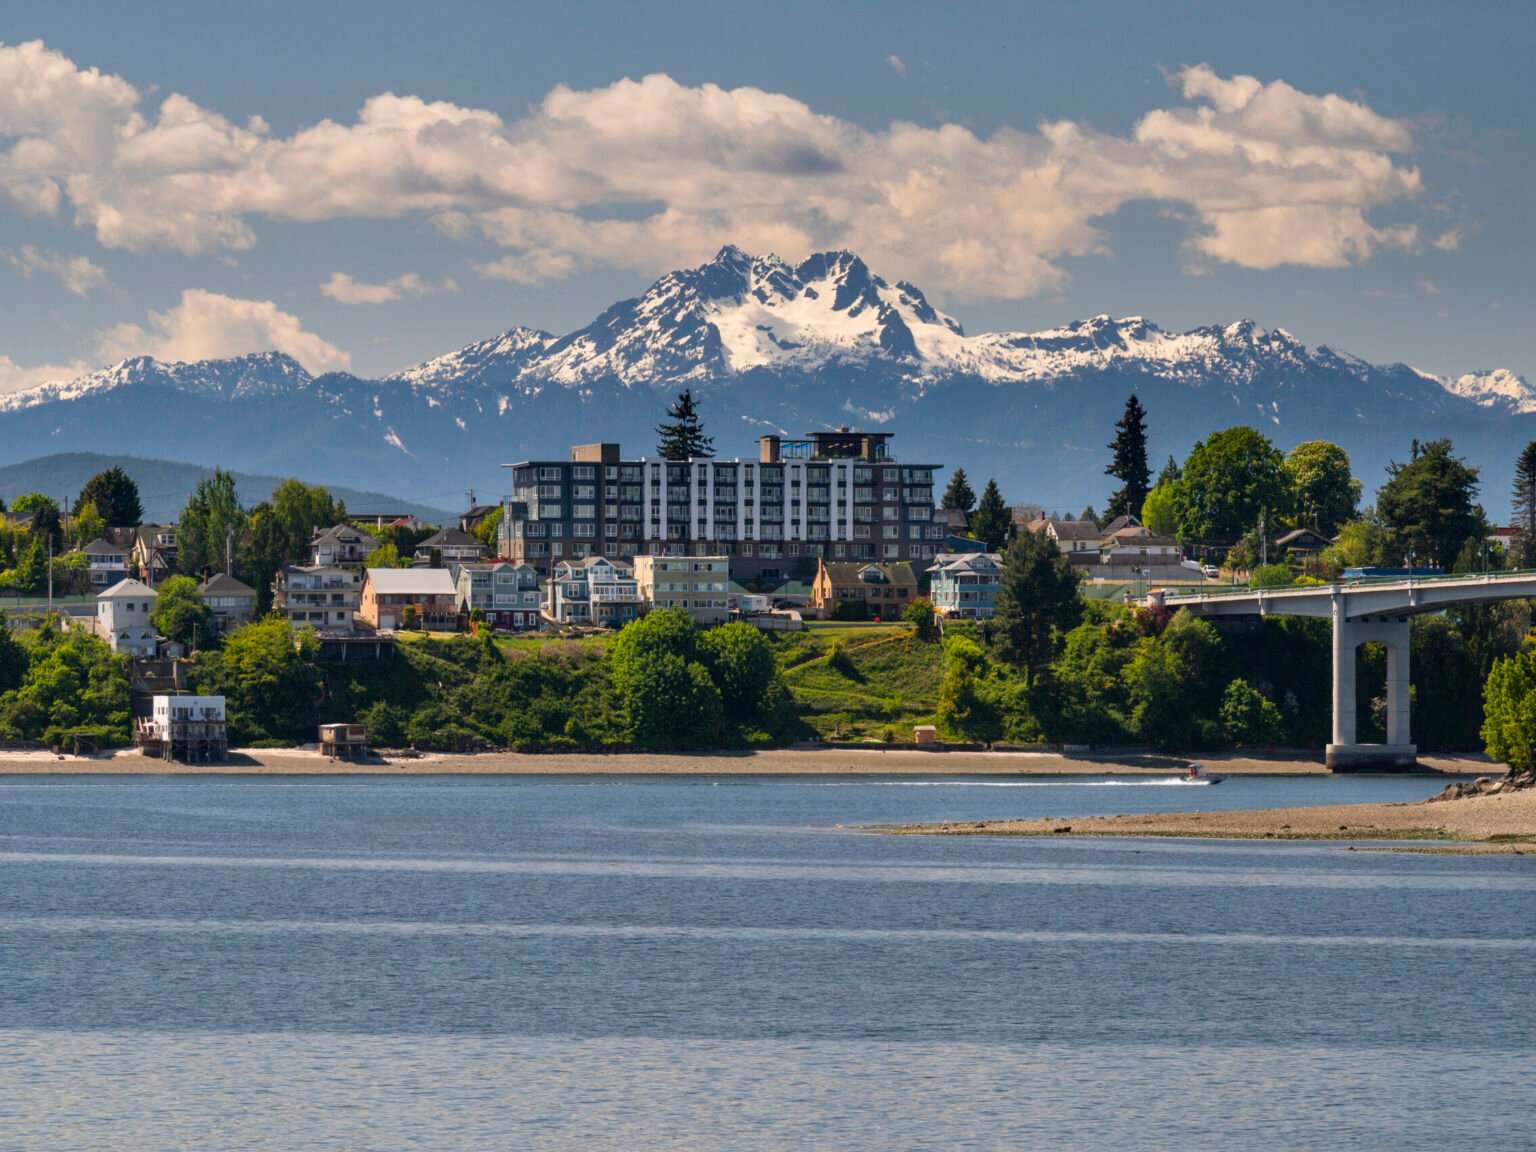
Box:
0, 453, 455, 523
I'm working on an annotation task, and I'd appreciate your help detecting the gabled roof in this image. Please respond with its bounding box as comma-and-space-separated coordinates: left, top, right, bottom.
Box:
312, 523, 374, 546
1103, 526, 1177, 546
931, 508, 970, 529
417, 527, 481, 549
928, 552, 1002, 573
81, 538, 130, 557
1274, 528, 1333, 548
200, 573, 256, 597
98, 578, 157, 600
819, 561, 919, 588
1101, 513, 1143, 534
363, 567, 458, 595
562, 555, 632, 572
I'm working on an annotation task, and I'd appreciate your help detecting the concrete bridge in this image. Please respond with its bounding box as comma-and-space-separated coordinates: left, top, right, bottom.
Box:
1148, 573, 1536, 770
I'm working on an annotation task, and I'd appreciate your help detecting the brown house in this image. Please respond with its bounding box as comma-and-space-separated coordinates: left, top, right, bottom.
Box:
811, 560, 919, 619
360, 567, 460, 631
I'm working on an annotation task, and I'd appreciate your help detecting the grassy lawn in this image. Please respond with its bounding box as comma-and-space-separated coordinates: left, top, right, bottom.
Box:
776, 623, 945, 740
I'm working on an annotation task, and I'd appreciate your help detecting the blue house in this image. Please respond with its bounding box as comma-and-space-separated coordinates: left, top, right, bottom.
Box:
926, 552, 1002, 619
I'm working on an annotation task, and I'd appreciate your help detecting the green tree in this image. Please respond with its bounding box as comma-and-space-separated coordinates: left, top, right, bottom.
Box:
941, 469, 976, 515
1481, 649, 1536, 775
150, 575, 215, 649
655, 390, 714, 460
1324, 512, 1394, 572
1219, 678, 1283, 747
1105, 393, 1152, 523
1170, 427, 1290, 546
1249, 563, 1296, 589
12, 494, 63, 552
1511, 441, 1536, 567
190, 616, 320, 744
936, 635, 1000, 741
1125, 611, 1224, 749
991, 524, 1082, 684
1141, 481, 1178, 537
77, 467, 143, 527
177, 469, 247, 578
0, 610, 29, 694
608, 608, 723, 745
970, 479, 1010, 551
902, 596, 937, 641
699, 621, 784, 728
1284, 441, 1361, 536
69, 499, 106, 549
1376, 438, 1483, 568
0, 627, 131, 744
474, 506, 503, 552
240, 481, 344, 611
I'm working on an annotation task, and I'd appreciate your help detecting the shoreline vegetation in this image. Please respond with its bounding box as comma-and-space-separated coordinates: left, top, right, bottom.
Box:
0, 746, 1492, 776
865, 774, 1536, 853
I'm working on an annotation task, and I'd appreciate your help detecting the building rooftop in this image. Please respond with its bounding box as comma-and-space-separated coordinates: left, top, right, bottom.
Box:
98, 578, 157, 600
200, 573, 256, 597
364, 568, 459, 595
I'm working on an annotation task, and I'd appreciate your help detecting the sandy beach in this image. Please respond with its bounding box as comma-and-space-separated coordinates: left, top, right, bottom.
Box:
871, 780, 1536, 851
0, 746, 1496, 776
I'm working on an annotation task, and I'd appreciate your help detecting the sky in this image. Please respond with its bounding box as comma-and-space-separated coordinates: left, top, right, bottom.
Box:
0, 0, 1530, 391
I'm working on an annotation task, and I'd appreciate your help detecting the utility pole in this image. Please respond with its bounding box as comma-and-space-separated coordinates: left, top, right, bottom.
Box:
226, 525, 234, 577
46, 539, 53, 617
1260, 510, 1267, 568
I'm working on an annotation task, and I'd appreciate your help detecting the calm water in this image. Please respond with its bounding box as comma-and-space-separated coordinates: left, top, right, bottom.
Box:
2, 773, 1532, 1150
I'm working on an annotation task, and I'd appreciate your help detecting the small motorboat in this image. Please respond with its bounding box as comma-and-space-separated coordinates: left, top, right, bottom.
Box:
1175, 763, 1224, 785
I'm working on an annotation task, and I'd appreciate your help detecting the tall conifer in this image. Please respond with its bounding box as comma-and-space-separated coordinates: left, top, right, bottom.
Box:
655, 390, 714, 460
1105, 394, 1151, 522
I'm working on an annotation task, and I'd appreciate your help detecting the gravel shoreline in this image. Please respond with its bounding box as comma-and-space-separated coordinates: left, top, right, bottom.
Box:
0, 747, 1495, 776
869, 784, 1536, 852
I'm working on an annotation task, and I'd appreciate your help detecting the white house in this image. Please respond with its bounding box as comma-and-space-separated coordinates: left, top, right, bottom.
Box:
96, 578, 159, 657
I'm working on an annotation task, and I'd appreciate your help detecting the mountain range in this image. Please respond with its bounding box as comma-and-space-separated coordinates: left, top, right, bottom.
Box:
0, 245, 1531, 513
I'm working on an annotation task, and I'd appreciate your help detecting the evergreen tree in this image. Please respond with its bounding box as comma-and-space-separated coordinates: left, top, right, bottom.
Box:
77, 467, 143, 527
991, 525, 1082, 684
970, 479, 1011, 551
1079, 505, 1099, 526
655, 390, 714, 460
1105, 394, 1152, 523
941, 469, 976, 514
178, 469, 246, 578
1512, 441, 1536, 567
1376, 438, 1483, 568
1157, 455, 1181, 486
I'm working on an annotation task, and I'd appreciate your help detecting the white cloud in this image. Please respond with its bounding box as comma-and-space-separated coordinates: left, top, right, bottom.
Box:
886, 55, 906, 77
95, 289, 351, 372
321, 271, 457, 304
1433, 226, 1463, 252
0, 39, 1429, 298
0, 353, 93, 394
6, 243, 107, 294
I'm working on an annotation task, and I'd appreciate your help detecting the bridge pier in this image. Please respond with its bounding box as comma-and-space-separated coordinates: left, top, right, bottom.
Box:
1326, 599, 1417, 771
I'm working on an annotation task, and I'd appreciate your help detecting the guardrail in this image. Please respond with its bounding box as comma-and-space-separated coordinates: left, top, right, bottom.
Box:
1157, 568, 1536, 601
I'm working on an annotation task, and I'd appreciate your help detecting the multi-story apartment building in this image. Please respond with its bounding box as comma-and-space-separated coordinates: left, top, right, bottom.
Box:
273, 565, 361, 634
453, 561, 543, 630
498, 430, 942, 582
633, 555, 730, 627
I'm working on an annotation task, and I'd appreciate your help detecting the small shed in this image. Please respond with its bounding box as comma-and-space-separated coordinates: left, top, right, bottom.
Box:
913, 725, 938, 745
319, 722, 369, 760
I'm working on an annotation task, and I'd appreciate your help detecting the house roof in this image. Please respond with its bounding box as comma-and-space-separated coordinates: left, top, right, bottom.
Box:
1101, 513, 1143, 534
1029, 518, 1101, 542
819, 561, 919, 588
200, 573, 255, 597
312, 523, 374, 546
561, 555, 633, 572
928, 552, 1002, 573
931, 508, 970, 529
98, 578, 157, 600
417, 527, 482, 549
364, 567, 459, 595
80, 538, 130, 557
1103, 526, 1177, 546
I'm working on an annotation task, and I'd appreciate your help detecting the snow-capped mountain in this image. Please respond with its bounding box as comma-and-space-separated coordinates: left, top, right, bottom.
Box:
0, 246, 1530, 508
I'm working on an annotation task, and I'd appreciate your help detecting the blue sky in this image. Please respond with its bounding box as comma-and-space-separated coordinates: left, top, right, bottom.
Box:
0, 0, 1529, 387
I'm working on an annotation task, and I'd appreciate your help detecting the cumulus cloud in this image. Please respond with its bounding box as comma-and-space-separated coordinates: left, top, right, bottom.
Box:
6, 244, 107, 294
95, 289, 351, 372
0, 40, 1428, 297
321, 271, 458, 304
0, 353, 94, 394
886, 55, 906, 77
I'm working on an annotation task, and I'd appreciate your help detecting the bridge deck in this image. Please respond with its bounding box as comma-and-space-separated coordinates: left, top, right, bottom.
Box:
1151, 571, 1536, 620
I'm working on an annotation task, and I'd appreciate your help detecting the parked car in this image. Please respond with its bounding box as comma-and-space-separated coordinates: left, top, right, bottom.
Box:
1202, 565, 1221, 579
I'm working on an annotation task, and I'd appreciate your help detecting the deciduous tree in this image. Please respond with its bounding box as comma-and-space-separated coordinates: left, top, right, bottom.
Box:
1376, 438, 1483, 568
1169, 427, 1290, 546
150, 575, 215, 649
1284, 441, 1361, 536
178, 470, 247, 578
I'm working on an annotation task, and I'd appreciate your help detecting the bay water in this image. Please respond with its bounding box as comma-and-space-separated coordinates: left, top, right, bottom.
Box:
2, 773, 1532, 1150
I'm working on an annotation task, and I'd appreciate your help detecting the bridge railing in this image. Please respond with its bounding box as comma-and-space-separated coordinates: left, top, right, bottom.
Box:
1156, 568, 1536, 603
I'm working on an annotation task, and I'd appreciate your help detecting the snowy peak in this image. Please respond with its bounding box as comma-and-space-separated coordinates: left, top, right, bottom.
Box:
0, 351, 312, 412
387, 326, 554, 391
1443, 368, 1536, 414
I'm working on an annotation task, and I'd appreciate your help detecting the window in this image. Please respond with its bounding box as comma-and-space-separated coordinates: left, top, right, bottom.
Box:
572, 484, 595, 499
883, 525, 899, 539
907, 506, 930, 521
883, 488, 899, 501
883, 507, 899, 521
572, 505, 596, 519
537, 467, 563, 481
572, 466, 595, 480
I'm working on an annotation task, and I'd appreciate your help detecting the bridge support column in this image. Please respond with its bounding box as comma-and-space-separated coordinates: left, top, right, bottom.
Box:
1326, 601, 1417, 772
